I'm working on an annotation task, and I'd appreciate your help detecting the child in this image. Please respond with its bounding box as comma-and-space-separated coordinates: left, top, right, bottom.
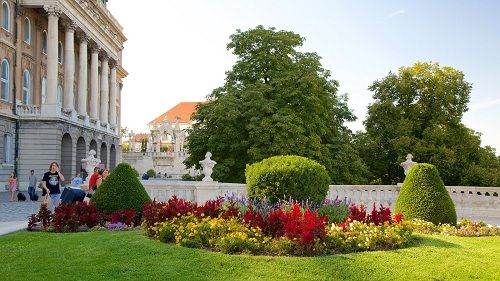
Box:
71, 172, 83, 188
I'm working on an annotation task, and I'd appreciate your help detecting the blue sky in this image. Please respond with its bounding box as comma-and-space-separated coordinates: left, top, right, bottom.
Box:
108, 0, 500, 152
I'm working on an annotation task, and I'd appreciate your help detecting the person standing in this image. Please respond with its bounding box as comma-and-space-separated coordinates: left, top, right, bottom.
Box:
88, 167, 99, 192
71, 172, 83, 188
28, 170, 37, 201
7, 172, 18, 202
94, 169, 109, 189
42, 162, 65, 210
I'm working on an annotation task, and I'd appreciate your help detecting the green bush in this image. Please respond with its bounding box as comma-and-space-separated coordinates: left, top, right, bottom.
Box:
395, 163, 457, 225
146, 169, 156, 178
91, 163, 151, 214
181, 174, 204, 181
246, 155, 331, 204
132, 167, 140, 177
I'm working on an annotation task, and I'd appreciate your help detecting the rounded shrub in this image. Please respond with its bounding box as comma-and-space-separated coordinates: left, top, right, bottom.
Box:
146, 169, 156, 178
91, 163, 151, 215
395, 163, 457, 225
246, 155, 331, 204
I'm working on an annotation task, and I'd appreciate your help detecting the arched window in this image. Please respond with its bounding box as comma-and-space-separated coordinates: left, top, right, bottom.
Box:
42, 31, 47, 54
0, 59, 9, 101
58, 42, 63, 64
2, 1, 10, 32
22, 70, 31, 104
23, 17, 31, 44
41, 77, 47, 104
57, 84, 63, 104
3, 133, 12, 164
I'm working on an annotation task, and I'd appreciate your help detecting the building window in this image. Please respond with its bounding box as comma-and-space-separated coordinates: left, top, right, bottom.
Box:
41, 77, 47, 104
22, 70, 31, 104
3, 133, 12, 164
23, 17, 31, 44
42, 31, 47, 54
57, 84, 63, 105
2, 1, 10, 32
1, 59, 9, 101
58, 42, 63, 64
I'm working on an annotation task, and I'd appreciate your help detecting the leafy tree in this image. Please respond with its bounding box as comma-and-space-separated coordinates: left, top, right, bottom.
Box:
360, 62, 500, 185
185, 26, 368, 183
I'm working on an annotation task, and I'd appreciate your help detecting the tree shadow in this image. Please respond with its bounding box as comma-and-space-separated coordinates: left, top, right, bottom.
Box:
405, 235, 461, 249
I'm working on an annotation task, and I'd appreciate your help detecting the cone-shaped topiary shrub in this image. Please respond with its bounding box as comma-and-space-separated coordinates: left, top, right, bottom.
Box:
246, 155, 331, 204
91, 163, 151, 214
395, 163, 457, 225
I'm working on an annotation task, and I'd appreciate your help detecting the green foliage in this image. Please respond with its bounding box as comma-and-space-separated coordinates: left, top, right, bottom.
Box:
359, 62, 500, 186
185, 26, 368, 183
181, 173, 203, 181
146, 169, 156, 178
246, 155, 330, 204
91, 163, 151, 214
317, 202, 349, 224
131, 167, 140, 177
395, 163, 457, 225
140, 139, 148, 153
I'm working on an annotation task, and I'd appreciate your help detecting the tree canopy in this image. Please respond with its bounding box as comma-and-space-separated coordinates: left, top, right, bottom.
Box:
358, 62, 500, 185
185, 26, 368, 183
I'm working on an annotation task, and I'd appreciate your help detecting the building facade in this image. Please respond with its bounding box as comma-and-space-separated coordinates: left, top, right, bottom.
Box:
0, 0, 127, 185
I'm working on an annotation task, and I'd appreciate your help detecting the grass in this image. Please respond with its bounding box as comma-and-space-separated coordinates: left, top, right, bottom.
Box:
0, 230, 499, 281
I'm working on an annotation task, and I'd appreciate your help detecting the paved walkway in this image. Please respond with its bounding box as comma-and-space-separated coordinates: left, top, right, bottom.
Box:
0, 191, 42, 235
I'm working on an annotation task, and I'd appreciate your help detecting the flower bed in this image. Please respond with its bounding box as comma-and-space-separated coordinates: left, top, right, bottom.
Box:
28, 202, 139, 232
142, 196, 414, 256
411, 218, 500, 237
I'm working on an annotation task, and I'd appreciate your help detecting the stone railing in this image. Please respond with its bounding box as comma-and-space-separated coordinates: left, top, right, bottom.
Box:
141, 181, 500, 225
16, 104, 41, 116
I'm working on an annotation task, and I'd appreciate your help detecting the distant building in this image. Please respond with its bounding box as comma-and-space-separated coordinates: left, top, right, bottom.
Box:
149, 101, 203, 131
123, 102, 203, 178
0, 0, 127, 184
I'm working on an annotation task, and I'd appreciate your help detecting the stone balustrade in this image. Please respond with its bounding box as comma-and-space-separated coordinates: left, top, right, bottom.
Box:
16, 104, 41, 116
140, 181, 500, 225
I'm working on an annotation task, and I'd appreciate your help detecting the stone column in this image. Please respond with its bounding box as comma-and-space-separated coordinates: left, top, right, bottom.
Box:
43, 5, 61, 109
100, 53, 109, 125
77, 33, 88, 117
109, 59, 117, 127
89, 42, 99, 121
63, 21, 76, 113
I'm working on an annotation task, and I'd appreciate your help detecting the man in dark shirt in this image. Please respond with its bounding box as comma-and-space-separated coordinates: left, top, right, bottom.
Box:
42, 162, 65, 210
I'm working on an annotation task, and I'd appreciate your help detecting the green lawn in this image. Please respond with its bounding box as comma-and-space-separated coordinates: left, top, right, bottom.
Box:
0, 230, 498, 281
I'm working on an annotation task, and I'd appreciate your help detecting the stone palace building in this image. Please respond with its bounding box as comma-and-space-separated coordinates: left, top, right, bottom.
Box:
0, 0, 127, 185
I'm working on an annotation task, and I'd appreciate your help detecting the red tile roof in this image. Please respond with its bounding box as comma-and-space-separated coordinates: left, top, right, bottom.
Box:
134, 133, 148, 142
150, 102, 204, 125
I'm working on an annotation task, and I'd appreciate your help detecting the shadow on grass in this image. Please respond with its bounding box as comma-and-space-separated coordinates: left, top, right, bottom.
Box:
406, 234, 461, 249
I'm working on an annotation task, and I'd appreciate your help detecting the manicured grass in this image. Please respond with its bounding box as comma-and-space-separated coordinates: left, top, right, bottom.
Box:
0, 230, 499, 281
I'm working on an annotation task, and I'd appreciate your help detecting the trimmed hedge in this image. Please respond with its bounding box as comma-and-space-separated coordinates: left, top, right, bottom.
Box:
91, 163, 151, 214
246, 155, 330, 204
395, 163, 457, 225
146, 169, 156, 178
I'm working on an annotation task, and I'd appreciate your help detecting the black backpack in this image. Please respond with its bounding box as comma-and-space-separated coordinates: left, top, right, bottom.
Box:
17, 193, 26, 201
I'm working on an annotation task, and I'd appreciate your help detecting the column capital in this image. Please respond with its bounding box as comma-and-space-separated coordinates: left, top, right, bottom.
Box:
100, 51, 109, 61
62, 20, 78, 32
44, 5, 62, 17
76, 32, 89, 43
89, 41, 100, 53
109, 59, 117, 68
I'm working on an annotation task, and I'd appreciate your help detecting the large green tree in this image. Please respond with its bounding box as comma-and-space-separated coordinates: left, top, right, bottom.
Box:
359, 62, 500, 185
185, 26, 368, 183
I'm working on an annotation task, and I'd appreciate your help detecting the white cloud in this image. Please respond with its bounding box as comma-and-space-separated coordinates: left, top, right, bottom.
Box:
387, 9, 406, 18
